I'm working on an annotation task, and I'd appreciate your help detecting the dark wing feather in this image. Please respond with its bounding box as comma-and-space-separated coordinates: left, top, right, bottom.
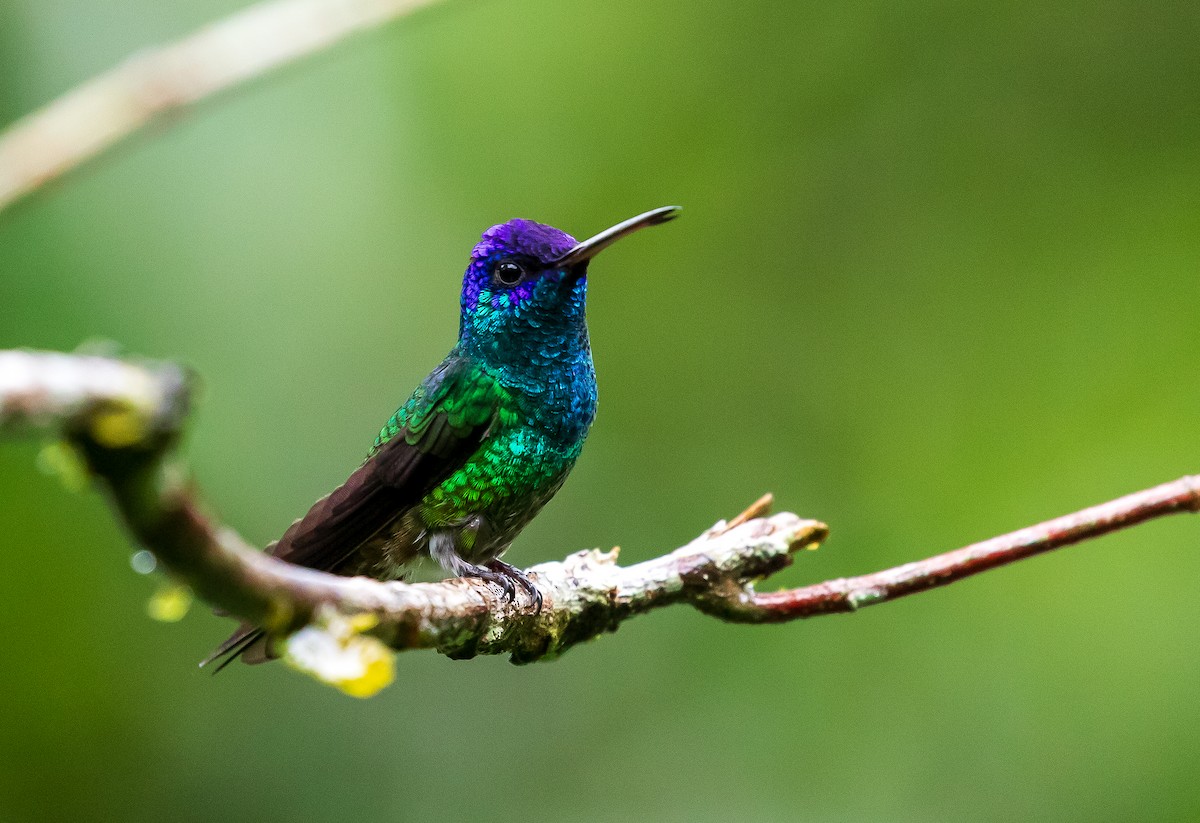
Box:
202, 356, 501, 670
265, 440, 422, 575
270, 356, 500, 573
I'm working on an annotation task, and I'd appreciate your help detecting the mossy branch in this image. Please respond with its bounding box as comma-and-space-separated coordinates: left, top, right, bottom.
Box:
3, 348, 1198, 693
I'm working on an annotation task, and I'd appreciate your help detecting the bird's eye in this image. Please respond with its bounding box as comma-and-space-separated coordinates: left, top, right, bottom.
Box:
493, 260, 525, 287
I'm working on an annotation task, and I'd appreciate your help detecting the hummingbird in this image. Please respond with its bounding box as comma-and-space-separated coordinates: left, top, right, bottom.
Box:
204, 206, 681, 669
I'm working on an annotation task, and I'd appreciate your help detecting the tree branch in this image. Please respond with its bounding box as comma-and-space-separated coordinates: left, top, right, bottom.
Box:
3, 348, 1198, 689
0, 0, 446, 215
730, 475, 1200, 620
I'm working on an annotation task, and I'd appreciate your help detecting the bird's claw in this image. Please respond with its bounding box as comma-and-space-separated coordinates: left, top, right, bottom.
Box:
485, 559, 544, 614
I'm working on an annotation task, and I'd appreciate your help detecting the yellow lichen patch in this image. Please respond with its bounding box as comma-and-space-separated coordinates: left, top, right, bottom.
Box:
282, 610, 395, 698
147, 583, 193, 622
36, 440, 90, 492
90, 403, 150, 448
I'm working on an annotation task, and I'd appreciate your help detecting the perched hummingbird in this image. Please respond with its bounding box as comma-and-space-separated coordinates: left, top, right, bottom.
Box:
205, 206, 680, 668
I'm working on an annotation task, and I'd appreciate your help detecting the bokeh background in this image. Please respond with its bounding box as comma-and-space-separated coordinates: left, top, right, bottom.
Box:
3, 1, 1200, 820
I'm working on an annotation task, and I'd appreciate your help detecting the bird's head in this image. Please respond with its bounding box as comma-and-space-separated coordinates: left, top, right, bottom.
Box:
458, 207, 680, 358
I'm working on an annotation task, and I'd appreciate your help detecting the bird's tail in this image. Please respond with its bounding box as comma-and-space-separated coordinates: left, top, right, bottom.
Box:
199, 625, 268, 673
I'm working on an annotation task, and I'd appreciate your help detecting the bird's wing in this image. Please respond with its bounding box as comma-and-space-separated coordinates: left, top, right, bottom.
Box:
267, 356, 504, 575
202, 357, 503, 671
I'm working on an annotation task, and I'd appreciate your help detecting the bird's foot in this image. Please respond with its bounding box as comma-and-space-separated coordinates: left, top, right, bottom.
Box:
449, 560, 543, 613
486, 559, 543, 614
465, 563, 517, 601
429, 532, 542, 612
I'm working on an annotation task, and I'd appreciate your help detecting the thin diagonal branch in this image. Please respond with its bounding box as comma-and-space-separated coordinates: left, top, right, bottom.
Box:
3, 348, 1198, 674
0, 0, 446, 215
727, 476, 1200, 621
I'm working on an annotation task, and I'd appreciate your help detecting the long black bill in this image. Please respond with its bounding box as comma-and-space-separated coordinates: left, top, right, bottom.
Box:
554, 205, 682, 268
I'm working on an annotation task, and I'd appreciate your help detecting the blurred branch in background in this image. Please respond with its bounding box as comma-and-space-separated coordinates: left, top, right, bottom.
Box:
3, 348, 1198, 697
0, 0, 446, 214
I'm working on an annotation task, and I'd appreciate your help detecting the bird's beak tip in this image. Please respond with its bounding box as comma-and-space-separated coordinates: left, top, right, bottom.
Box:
556, 205, 683, 268
655, 205, 684, 223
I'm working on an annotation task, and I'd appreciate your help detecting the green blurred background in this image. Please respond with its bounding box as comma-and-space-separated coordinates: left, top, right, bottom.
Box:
2, 1, 1200, 820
